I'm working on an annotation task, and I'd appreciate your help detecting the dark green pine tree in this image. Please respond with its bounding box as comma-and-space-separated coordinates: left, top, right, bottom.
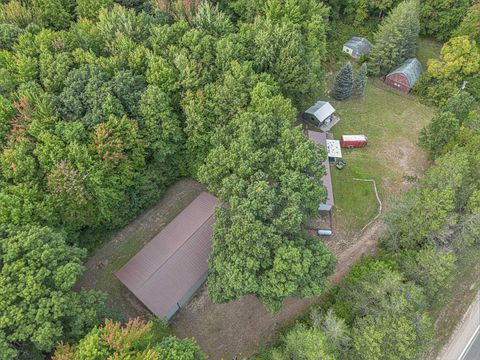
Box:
332, 62, 353, 100
352, 63, 368, 97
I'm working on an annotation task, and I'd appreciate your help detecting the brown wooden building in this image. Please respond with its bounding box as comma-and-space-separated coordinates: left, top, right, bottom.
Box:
115, 192, 218, 321
384, 58, 423, 93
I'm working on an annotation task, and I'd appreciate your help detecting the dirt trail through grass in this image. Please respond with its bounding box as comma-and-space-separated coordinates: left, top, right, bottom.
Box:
170, 219, 385, 359
77, 81, 434, 358
171, 82, 433, 358
76, 179, 206, 320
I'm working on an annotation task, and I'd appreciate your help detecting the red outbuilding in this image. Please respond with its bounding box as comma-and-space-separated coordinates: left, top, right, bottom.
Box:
340, 135, 368, 148
384, 58, 423, 93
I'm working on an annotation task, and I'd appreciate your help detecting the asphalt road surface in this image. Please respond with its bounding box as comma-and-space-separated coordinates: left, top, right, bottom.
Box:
461, 326, 480, 360
439, 293, 480, 360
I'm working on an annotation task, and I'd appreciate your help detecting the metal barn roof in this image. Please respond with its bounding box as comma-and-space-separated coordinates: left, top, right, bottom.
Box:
344, 37, 372, 56
115, 192, 218, 321
387, 58, 423, 87
305, 101, 336, 122
307, 131, 334, 209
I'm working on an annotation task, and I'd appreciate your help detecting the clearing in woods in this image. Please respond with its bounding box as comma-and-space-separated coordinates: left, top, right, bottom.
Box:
76, 81, 435, 358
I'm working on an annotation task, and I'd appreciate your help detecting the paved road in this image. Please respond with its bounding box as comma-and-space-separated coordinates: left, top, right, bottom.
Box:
439, 293, 480, 360
461, 326, 480, 360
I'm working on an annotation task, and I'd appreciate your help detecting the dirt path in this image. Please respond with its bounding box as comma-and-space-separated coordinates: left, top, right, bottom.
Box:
76, 176, 384, 359
76, 179, 206, 320
171, 218, 385, 359
330, 220, 385, 283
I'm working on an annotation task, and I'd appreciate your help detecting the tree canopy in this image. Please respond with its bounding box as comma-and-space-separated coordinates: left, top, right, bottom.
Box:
420, 0, 474, 41
0, 226, 105, 357
0, 0, 335, 354
53, 318, 205, 360
416, 36, 480, 105
198, 82, 335, 312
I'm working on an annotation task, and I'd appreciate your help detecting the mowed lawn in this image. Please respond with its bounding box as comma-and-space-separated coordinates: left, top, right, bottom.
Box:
327, 80, 434, 232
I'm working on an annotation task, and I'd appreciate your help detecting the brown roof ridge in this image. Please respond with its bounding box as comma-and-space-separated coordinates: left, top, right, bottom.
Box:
114, 191, 218, 320
137, 212, 215, 288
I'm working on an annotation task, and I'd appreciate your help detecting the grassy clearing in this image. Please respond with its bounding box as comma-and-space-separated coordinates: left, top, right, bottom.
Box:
417, 37, 443, 67
331, 171, 379, 232
326, 79, 434, 232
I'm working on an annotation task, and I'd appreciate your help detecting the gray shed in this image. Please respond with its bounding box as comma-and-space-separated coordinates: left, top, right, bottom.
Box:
343, 37, 372, 59
304, 101, 339, 131
115, 192, 218, 321
384, 58, 423, 93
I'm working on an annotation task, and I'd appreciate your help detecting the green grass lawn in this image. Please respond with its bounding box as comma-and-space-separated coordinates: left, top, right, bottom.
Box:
326, 80, 434, 232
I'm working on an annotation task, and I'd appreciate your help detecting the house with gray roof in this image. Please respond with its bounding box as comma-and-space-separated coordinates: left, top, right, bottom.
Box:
384, 58, 423, 93
343, 37, 372, 59
303, 101, 340, 132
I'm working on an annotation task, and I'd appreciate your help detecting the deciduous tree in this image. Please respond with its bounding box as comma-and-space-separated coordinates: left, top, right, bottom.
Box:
416, 36, 480, 105
333, 260, 427, 323
420, 0, 473, 41
199, 83, 335, 312
396, 247, 456, 300
351, 313, 433, 360
53, 318, 205, 359
271, 325, 336, 360
0, 226, 105, 353
454, 2, 480, 45
76, 0, 113, 21
419, 111, 459, 158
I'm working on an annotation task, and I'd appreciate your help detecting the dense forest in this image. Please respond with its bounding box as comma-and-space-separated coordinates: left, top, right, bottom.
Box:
0, 0, 478, 358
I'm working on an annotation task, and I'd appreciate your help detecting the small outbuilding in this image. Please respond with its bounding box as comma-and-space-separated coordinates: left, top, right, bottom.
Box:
326, 139, 342, 163
304, 101, 340, 132
343, 37, 372, 59
384, 58, 423, 93
115, 192, 218, 321
307, 130, 335, 212
340, 135, 368, 148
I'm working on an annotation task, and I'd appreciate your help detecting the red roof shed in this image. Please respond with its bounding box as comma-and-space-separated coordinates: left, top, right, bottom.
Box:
115, 192, 218, 321
384, 58, 423, 93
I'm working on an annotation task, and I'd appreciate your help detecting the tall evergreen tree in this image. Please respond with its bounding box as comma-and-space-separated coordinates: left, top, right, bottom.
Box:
353, 63, 368, 97
369, 0, 420, 76
332, 62, 353, 100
